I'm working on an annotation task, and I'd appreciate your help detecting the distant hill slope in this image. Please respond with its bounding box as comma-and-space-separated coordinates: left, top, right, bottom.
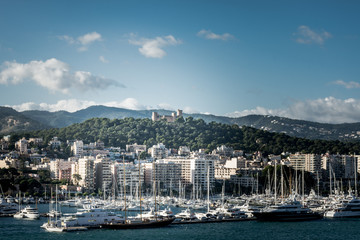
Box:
0, 107, 49, 134
2, 105, 360, 141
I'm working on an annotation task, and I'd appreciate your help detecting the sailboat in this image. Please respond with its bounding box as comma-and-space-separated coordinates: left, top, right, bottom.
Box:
101, 157, 175, 229
42, 185, 65, 232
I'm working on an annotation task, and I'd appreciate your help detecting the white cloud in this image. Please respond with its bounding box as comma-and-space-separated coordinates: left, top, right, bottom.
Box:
9, 99, 97, 112
227, 97, 360, 124
8, 98, 198, 115
197, 29, 234, 41
9, 98, 148, 113
183, 106, 199, 114
99, 56, 109, 63
58, 35, 76, 45
294, 25, 332, 45
333, 80, 360, 89
0, 58, 123, 94
129, 35, 182, 58
156, 103, 175, 111
78, 32, 102, 45
103, 98, 147, 110
59, 32, 102, 51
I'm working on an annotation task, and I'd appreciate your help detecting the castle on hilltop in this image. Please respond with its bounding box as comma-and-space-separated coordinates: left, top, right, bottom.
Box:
152, 109, 183, 123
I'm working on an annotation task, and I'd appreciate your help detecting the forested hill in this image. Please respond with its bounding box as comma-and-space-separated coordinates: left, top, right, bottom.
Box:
1, 105, 360, 141
26, 117, 360, 155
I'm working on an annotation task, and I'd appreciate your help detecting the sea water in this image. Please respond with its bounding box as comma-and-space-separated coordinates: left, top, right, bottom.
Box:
1, 205, 360, 240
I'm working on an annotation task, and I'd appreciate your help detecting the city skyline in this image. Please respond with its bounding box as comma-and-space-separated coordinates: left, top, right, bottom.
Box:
1, 0, 360, 124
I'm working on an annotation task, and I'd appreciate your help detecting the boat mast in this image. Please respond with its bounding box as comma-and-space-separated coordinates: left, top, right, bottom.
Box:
123, 156, 127, 222
138, 158, 142, 220
267, 169, 270, 197
207, 162, 210, 213
302, 166, 305, 205
281, 164, 284, 203
295, 159, 298, 195
317, 171, 320, 197
222, 178, 225, 208
256, 172, 259, 195
274, 160, 277, 203
153, 161, 157, 220
354, 153, 358, 197
55, 184, 58, 222
329, 164, 332, 196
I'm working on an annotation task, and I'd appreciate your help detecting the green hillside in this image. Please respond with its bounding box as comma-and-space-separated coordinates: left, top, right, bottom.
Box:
28, 117, 360, 155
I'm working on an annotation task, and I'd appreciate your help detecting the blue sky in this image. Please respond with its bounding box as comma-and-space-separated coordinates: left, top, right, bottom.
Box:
1, 0, 360, 123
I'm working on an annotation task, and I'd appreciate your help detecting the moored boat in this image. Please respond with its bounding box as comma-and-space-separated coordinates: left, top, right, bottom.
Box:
100, 216, 175, 229
324, 196, 360, 218
253, 199, 322, 222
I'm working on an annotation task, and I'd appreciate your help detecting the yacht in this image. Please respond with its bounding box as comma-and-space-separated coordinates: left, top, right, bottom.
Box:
14, 206, 40, 219
174, 208, 196, 221
100, 216, 175, 229
252, 199, 322, 221
0, 198, 18, 216
61, 207, 124, 228
324, 196, 360, 218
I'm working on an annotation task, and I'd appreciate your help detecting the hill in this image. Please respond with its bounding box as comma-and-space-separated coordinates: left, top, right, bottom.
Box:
29, 117, 360, 155
1, 105, 360, 141
0, 107, 49, 134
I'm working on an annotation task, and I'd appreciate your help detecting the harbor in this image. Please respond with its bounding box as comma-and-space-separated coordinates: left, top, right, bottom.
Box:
1, 203, 360, 240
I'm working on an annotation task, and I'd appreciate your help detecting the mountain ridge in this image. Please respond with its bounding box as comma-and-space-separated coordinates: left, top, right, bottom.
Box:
1, 105, 360, 141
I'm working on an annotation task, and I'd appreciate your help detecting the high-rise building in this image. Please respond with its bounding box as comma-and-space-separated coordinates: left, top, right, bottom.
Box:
78, 156, 95, 192
114, 162, 144, 195
72, 140, 84, 158
94, 155, 113, 195
289, 153, 321, 174
160, 155, 215, 189
144, 160, 182, 191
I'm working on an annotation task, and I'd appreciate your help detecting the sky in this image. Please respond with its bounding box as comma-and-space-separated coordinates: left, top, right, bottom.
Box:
1, 0, 360, 124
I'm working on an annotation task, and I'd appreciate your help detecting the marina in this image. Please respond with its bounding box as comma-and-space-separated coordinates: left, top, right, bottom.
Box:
1, 203, 360, 240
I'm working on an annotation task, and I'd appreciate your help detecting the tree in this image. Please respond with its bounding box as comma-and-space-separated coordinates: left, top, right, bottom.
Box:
72, 174, 82, 186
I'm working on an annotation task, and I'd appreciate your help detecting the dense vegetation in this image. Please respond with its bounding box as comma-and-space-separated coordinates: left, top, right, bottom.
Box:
18, 117, 360, 155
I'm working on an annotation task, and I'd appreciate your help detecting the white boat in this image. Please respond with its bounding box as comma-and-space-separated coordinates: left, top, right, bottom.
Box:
14, 206, 40, 219
174, 208, 196, 221
324, 196, 360, 218
252, 199, 322, 221
135, 206, 174, 220
61, 207, 124, 228
0, 198, 18, 216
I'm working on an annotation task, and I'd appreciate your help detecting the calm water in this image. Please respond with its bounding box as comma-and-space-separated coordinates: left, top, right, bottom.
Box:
1, 205, 360, 240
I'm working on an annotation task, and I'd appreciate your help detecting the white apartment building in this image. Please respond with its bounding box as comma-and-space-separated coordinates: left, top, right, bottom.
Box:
148, 143, 169, 159
94, 155, 113, 194
114, 162, 144, 195
214, 145, 234, 156
15, 138, 27, 154
160, 156, 215, 189
144, 160, 182, 191
28, 138, 43, 145
72, 140, 84, 158
49, 137, 61, 149
215, 167, 237, 180
126, 143, 146, 156
78, 156, 95, 191
289, 153, 321, 174
178, 146, 190, 156
215, 158, 243, 180
49, 159, 72, 179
